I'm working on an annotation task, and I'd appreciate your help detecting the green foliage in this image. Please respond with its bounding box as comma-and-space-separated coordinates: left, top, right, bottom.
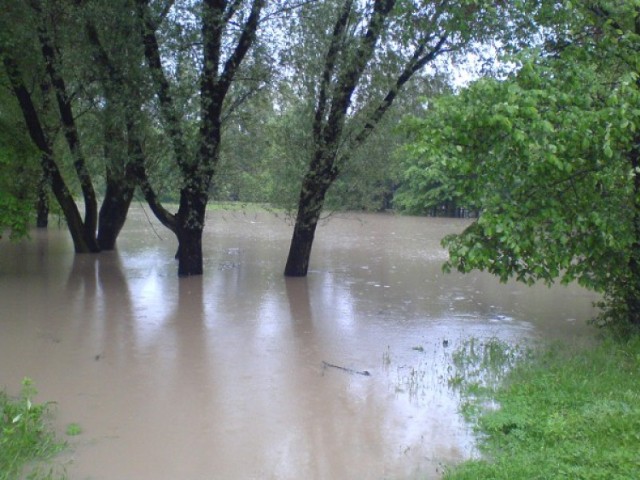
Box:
445, 337, 640, 479
0, 110, 40, 239
215, 87, 406, 212
64, 423, 81, 437
0, 379, 66, 480
399, 1, 640, 326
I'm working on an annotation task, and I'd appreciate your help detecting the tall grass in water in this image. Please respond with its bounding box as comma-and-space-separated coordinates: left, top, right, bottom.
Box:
445, 337, 640, 479
0, 378, 66, 480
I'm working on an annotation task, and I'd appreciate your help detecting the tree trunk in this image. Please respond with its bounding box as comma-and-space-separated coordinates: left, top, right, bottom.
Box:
176, 227, 204, 277
284, 171, 332, 277
3, 54, 98, 253
36, 171, 49, 228
44, 154, 98, 253
175, 189, 207, 276
627, 130, 640, 327
97, 178, 135, 250
33, 0, 99, 241
626, 261, 640, 327
96, 100, 135, 250
284, 211, 321, 277
627, 15, 640, 327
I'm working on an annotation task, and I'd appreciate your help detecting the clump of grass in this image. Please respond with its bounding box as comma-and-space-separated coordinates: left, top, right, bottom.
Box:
445, 336, 640, 479
448, 337, 525, 398
0, 378, 66, 480
65, 423, 82, 436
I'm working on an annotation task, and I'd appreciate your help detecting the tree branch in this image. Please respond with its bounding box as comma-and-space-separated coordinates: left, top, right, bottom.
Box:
217, 0, 266, 102
313, 0, 354, 144
136, 0, 190, 175
351, 33, 449, 149
2, 51, 93, 251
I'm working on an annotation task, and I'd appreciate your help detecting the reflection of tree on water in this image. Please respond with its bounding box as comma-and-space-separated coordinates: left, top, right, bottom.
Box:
285, 277, 313, 333
64, 252, 134, 364
283, 276, 398, 479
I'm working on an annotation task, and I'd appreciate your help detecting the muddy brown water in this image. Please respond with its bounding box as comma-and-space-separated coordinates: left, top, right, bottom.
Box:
0, 208, 599, 480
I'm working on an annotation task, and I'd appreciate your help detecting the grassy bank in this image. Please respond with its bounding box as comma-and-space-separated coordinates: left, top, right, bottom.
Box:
445, 337, 640, 479
0, 379, 65, 480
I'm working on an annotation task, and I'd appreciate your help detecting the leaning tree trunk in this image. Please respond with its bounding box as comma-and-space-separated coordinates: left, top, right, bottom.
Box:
3, 54, 98, 253
33, 0, 99, 246
284, 207, 322, 277
284, 166, 334, 277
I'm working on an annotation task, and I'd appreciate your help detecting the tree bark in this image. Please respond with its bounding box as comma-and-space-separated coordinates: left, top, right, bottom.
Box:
97, 173, 135, 250
626, 129, 640, 327
624, 12, 640, 327
36, 170, 49, 228
283, 199, 323, 277
284, 152, 336, 276
176, 191, 207, 277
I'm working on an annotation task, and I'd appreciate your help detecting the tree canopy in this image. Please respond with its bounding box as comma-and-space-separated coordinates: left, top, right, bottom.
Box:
0, 104, 40, 240
398, 1, 640, 326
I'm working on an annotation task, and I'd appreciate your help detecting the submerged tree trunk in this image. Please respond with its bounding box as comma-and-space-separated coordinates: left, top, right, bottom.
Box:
96, 102, 135, 250
284, 153, 336, 276
284, 203, 323, 277
83, 16, 141, 251
97, 177, 135, 250
173, 170, 210, 276
175, 196, 206, 277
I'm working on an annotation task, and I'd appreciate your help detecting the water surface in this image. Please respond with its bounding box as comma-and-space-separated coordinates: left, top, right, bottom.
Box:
0, 208, 599, 479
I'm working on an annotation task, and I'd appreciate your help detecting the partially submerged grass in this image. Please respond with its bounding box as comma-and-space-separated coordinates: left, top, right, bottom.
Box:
0, 378, 66, 480
445, 336, 640, 479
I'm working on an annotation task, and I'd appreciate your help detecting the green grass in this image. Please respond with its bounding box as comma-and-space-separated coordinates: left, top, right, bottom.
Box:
0, 378, 66, 480
444, 336, 640, 479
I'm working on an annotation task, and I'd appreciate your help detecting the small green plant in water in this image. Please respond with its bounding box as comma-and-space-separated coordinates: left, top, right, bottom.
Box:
0, 378, 66, 480
65, 423, 82, 436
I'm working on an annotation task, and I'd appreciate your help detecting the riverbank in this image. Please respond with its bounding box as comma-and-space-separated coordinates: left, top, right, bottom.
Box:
444, 335, 640, 479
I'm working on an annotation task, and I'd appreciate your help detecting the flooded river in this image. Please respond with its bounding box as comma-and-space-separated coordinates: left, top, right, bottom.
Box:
0, 208, 598, 479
